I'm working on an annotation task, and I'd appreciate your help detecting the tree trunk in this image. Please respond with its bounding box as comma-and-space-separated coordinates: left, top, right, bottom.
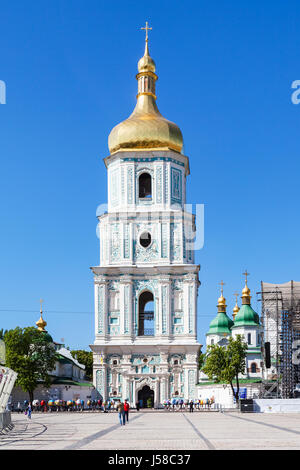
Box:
235, 372, 240, 405
230, 381, 239, 406
29, 390, 34, 404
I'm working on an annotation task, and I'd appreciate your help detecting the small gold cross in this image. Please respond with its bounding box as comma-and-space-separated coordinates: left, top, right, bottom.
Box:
219, 280, 225, 296
141, 21, 152, 42
243, 270, 250, 284
234, 292, 239, 303
40, 298, 43, 312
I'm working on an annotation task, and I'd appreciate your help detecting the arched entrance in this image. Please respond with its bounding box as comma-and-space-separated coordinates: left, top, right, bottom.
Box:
138, 385, 154, 408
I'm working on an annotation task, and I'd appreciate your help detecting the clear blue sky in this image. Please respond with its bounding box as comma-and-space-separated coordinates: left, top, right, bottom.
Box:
1, 0, 299, 350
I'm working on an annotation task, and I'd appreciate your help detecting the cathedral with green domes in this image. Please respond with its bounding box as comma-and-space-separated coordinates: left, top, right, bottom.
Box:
205, 274, 262, 379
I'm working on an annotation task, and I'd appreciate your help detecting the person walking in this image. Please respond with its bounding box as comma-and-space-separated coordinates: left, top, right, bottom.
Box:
189, 400, 194, 413
116, 401, 125, 426
124, 400, 130, 422
135, 401, 140, 411
27, 403, 32, 419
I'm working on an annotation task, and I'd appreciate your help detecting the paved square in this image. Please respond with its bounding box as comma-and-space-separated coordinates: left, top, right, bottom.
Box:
1, 410, 300, 450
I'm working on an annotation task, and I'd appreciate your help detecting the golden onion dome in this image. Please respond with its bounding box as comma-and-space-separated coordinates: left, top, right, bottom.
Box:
108, 37, 183, 155
138, 42, 156, 73
36, 313, 47, 332
233, 304, 240, 313
242, 285, 251, 296
36, 299, 47, 332
217, 282, 227, 313
233, 302, 240, 321
217, 295, 227, 309
241, 271, 251, 305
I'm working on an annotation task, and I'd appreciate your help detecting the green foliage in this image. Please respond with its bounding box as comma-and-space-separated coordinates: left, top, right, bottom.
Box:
70, 350, 93, 380
147, 397, 153, 408
202, 335, 247, 403
4, 327, 57, 401
198, 352, 206, 370
0, 328, 8, 340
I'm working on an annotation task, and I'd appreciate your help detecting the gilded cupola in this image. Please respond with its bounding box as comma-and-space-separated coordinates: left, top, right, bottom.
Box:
233, 292, 240, 321
36, 299, 53, 342
36, 299, 47, 332
217, 281, 227, 313
108, 22, 183, 155
241, 270, 251, 305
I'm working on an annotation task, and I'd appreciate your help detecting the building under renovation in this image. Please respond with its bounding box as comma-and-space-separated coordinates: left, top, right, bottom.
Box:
259, 281, 300, 398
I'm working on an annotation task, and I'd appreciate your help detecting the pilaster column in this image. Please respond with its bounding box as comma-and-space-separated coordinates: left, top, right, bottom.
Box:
120, 278, 133, 336
95, 279, 108, 337
132, 379, 136, 407
154, 379, 160, 408
159, 277, 171, 336
122, 376, 128, 401
94, 353, 108, 401
183, 280, 190, 335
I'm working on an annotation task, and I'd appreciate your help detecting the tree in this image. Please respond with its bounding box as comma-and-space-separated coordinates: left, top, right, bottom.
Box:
0, 328, 8, 340
4, 327, 57, 402
70, 350, 93, 380
202, 335, 247, 404
198, 352, 206, 370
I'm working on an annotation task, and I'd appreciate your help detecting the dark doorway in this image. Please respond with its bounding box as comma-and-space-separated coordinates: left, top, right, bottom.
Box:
138, 385, 154, 408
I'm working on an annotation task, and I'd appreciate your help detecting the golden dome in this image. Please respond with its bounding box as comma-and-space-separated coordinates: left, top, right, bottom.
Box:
138, 42, 156, 73
36, 299, 47, 332
241, 271, 251, 305
217, 281, 227, 313
242, 285, 251, 296
108, 38, 183, 155
233, 301, 240, 321
217, 295, 226, 309
36, 313, 47, 332
233, 304, 240, 313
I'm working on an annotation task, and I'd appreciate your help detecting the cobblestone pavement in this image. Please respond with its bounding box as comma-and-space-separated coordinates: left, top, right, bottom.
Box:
1, 410, 300, 450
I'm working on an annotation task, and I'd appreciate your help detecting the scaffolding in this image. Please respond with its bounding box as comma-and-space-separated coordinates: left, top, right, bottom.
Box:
258, 281, 300, 398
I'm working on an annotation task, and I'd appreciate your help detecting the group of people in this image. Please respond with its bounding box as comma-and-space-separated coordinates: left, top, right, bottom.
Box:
15, 398, 129, 416
163, 397, 215, 411
14, 397, 214, 418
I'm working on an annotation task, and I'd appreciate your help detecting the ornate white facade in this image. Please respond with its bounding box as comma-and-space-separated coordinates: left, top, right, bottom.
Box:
90, 37, 201, 407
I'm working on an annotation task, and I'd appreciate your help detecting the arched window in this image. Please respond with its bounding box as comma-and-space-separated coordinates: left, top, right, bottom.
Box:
211, 339, 214, 345
138, 291, 154, 336
139, 173, 152, 199
247, 333, 251, 345
251, 363, 257, 373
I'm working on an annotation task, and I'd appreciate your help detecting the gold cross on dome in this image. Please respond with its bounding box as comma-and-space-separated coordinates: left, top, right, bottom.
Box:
234, 292, 239, 303
40, 298, 43, 312
243, 270, 250, 284
219, 280, 225, 296
141, 21, 152, 42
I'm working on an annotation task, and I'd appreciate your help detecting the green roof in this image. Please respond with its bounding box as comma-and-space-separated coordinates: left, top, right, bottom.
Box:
41, 331, 53, 343
206, 312, 234, 336
51, 377, 93, 387
232, 304, 260, 327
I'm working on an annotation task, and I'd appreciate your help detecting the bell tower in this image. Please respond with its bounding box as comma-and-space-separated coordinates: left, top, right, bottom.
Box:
90, 25, 201, 407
